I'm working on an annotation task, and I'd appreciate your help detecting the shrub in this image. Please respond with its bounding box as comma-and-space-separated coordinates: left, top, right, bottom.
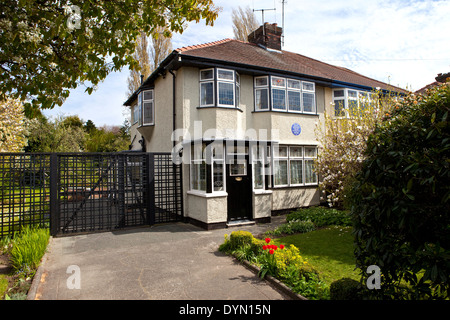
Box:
219, 231, 264, 262
330, 277, 363, 300
287, 206, 352, 227
9, 226, 50, 276
349, 82, 450, 299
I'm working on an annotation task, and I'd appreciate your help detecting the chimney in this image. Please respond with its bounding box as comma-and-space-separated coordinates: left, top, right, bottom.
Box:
248, 23, 282, 51
435, 72, 450, 83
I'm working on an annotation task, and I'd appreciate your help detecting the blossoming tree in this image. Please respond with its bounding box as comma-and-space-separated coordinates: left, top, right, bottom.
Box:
315, 90, 399, 208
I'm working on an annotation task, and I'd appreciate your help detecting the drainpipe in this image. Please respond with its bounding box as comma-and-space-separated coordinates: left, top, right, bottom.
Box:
168, 69, 176, 149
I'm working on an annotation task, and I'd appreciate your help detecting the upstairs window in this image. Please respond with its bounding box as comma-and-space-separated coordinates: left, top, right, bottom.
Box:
199, 68, 240, 108
254, 75, 316, 114
137, 89, 155, 126
333, 88, 377, 118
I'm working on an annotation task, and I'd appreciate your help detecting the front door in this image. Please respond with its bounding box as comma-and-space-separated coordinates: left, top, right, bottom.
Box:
226, 150, 252, 221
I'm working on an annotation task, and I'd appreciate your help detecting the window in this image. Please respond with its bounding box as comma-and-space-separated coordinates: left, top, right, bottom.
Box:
252, 144, 268, 190
254, 75, 316, 113
137, 89, 154, 126
333, 88, 377, 118
272, 145, 318, 187
142, 90, 154, 125
255, 76, 269, 111
304, 147, 318, 185
132, 103, 139, 125
190, 142, 225, 194
191, 143, 207, 192
199, 68, 240, 108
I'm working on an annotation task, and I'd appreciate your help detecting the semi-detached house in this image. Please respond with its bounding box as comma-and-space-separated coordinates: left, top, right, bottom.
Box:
124, 23, 406, 230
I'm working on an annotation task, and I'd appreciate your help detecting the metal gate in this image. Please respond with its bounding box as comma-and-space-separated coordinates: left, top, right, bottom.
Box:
0, 152, 182, 237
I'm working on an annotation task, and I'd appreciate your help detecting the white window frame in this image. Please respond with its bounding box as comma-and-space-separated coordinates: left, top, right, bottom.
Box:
216, 68, 235, 107
200, 68, 215, 107
190, 143, 207, 192
289, 146, 304, 186
272, 145, 318, 188
333, 88, 376, 118
199, 68, 240, 108
254, 76, 316, 114
141, 89, 154, 126
271, 76, 287, 111
254, 76, 269, 111
287, 79, 302, 113
132, 103, 139, 125
302, 81, 316, 114
304, 146, 318, 185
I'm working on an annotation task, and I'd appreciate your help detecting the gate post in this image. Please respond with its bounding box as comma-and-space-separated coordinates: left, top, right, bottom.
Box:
49, 154, 59, 236
146, 153, 156, 225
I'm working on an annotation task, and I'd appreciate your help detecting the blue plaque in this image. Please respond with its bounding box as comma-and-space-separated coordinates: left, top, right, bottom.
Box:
291, 123, 301, 136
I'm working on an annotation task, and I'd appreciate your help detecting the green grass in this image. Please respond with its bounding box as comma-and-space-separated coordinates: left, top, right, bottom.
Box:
274, 226, 359, 286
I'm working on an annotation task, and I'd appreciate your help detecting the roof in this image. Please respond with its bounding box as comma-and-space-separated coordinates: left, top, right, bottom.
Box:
175, 38, 407, 93
124, 38, 407, 105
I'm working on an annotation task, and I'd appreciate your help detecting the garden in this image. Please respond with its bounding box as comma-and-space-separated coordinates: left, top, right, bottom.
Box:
219, 206, 358, 300
0, 225, 50, 299
220, 82, 450, 300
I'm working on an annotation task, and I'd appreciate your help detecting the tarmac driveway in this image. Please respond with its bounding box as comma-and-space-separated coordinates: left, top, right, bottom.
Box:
30, 219, 290, 300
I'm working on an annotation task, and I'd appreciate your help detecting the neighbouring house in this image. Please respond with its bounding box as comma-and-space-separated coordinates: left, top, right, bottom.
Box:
415, 72, 450, 95
124, 23, 407, 230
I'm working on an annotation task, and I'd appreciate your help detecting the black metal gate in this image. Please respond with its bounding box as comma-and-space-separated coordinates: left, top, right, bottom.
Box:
0, 152, 182, 237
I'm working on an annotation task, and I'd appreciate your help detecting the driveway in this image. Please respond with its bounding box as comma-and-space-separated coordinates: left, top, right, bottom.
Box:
30, 218, 291, 300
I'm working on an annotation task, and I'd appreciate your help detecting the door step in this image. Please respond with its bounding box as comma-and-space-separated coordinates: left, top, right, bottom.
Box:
226, 220, 255, 228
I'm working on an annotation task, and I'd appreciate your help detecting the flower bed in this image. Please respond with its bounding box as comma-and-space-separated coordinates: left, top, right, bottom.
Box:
219, 232, 330, 300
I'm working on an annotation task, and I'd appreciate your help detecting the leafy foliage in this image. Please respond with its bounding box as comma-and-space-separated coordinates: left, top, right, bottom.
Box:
0, 0, 219, 111
286, 206, 352, 228
349, 82, 450, 299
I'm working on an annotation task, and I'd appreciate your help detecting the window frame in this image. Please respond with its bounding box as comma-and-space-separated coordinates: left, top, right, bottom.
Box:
333, 88, 377, 118
272, 145, 318, 188
142, 89, 155, 126
254, 75, 316, 114
199, 68, 240, 108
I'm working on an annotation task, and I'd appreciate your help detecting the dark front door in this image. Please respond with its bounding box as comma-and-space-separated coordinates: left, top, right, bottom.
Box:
226, 155, 252, 221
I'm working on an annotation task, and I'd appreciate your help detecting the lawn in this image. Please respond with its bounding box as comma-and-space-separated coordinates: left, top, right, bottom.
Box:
274, 226, 360, 286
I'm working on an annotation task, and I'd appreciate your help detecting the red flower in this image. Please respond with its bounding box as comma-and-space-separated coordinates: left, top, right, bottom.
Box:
273, 245, 278, 250
280, 244, 285, 249
269, 249, 274, 254
265, 238, 271, 243
262, 245, 267, 250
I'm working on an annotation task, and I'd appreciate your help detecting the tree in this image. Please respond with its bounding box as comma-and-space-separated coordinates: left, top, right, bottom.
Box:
84, 124, 130, 152
232, 6, 259, 41
349, 83, 450, 299
1, 0, 219, 111
25, 115, 87, 152
0, 97, 28, 152
315, 91, 395, 208
127, 31, 152, 97
149, 26, 173, 72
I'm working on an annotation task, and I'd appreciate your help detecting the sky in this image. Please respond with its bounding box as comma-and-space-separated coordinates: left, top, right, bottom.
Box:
43, 0, 450, 127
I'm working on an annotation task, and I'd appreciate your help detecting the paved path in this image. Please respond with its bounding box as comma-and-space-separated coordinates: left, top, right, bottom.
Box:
31, 218, 290, 300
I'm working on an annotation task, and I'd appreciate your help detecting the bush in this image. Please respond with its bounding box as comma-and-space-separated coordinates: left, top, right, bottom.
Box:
9, 226, 50, 276
287, 206, 352, 227
349, 82, 450, 299
330, 277, 363, 300
219, 231, 264, 262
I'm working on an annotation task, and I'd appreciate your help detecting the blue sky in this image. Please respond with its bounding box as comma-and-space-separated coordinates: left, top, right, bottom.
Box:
44, 0, 450, 127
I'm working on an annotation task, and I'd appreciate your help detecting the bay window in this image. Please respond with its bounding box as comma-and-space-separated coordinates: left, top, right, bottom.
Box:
190, 142, 225, 194
254, 75, 316, 113
199, 68, 240, 108
136, 89, 154, 126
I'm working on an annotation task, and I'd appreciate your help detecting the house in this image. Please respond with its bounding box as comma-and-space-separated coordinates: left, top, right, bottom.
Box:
124, 23, 406, 230
415, 72, 450, 95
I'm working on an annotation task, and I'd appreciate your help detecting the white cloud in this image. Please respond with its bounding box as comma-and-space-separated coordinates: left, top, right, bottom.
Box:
47, 0, 450, 126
